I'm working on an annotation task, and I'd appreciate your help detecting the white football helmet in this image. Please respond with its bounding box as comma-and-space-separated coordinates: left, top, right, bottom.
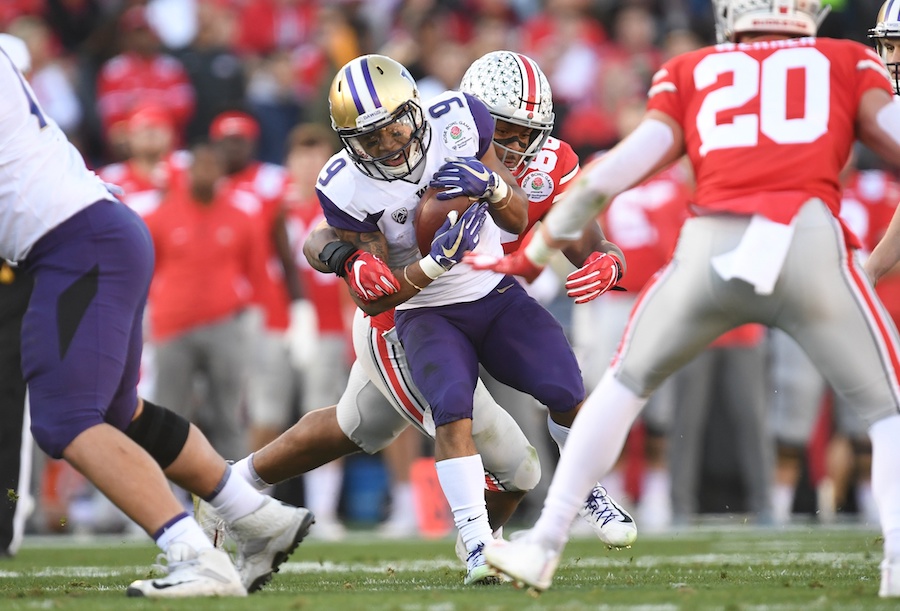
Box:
459, 51, 554, 178
329, 54, 431, 182
870, 0, 900, 95
713, 0, 830, 43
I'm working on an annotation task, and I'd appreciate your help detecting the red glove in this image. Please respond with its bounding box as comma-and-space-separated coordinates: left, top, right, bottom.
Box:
565, 252, 623, 304
463, 250, 544, 280
344, 251, 400, 302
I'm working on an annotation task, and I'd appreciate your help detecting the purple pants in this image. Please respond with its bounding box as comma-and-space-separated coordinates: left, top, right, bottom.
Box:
394, 278, 584, 427
21, 200, 153, 458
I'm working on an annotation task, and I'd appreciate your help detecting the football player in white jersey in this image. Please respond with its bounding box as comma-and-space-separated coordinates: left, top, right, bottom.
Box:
474, 0, 900, 597
0, 47, 313, 597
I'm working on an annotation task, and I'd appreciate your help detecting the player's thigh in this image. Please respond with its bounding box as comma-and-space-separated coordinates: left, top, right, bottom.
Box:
614, 217, 746, 397
393, 307, 480, 426
22, 201, 152, 457
478, 284, 583, 412
336, 360, 412, 454
352, 309, 434, 434
778, 204, 900, 426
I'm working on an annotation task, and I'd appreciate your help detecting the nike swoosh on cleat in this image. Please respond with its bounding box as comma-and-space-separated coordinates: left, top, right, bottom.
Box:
151, 579, 201, 590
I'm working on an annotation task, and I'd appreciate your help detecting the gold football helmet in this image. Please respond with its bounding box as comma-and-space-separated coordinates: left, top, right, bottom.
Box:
870, 0, 900, 95
713, 0, 830, 43
328, 54, 431, 182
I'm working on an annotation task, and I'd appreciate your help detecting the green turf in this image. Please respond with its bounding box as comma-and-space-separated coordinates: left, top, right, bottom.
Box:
0, 525, 893, 609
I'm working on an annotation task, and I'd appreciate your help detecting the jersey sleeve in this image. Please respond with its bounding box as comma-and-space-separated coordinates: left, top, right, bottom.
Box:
316, 188, 382, 234
646, 58, 687, 125
463, 92, 497, 159
850, 42, 894, 100
554, 140, 581, 194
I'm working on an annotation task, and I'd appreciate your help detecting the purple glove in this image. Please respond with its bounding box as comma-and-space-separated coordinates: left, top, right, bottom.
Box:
429, 202, 489, 271
430, 157, 503, 201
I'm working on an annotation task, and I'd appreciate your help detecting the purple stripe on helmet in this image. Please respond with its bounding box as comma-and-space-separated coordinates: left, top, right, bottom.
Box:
361, 60, 382, 109
345, 66, 365, 114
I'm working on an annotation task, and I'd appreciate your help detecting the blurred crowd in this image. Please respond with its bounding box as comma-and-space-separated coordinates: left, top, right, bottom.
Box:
3, 0, 897, 540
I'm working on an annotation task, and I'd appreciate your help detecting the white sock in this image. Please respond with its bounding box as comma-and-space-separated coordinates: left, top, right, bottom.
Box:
206, 465, 266, 523
535, 370, 646, 551
868, 415, 900, 559
154, 513, 213, 553
435, 454, 492, 553
304, 462, 343, 522
233, 454, 271, 491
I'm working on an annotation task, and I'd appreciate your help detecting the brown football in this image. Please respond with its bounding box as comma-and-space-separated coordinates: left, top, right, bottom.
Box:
414, 187, 476, 256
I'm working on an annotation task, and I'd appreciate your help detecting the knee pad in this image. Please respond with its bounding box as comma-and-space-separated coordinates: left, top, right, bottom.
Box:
472, 381, 541, 492
125, 400, 190, 469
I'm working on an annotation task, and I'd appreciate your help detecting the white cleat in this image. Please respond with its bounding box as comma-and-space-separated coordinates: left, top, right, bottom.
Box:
881, 558, 900, 598
193, 494, 227, 549
463, 541, 503, 586
578, 484, 637, 548
126, 542, 246, 598
228, 497, 315, 593
483, 533, 559, 593
455, 526, 504, 565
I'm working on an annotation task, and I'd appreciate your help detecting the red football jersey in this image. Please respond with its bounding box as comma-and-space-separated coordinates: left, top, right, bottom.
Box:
598, 162, 692, 293
284, 187, 350, 335
648, 37, 892, 227
502, 136, 580, 254
220, 161, 293, 331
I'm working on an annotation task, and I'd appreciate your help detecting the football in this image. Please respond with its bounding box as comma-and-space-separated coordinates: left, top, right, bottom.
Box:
414, 187, 476, 256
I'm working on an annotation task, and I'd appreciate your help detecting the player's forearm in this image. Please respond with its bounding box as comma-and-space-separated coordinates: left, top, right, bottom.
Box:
561, 221, 626, 276
866, 210, 900, 284
487, 182, 528, 235
303, 220, 337, 274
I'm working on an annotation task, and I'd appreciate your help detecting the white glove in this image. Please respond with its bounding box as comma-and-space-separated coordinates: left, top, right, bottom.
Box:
287, 300, 319, 370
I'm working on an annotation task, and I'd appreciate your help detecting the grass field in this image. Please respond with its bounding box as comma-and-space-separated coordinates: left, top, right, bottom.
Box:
0, 524, 893, 610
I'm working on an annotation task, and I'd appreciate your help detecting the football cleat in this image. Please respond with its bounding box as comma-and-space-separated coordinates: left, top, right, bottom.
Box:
881, 558, 900, 597
126, 542, 246, 598
455, 526, 503, 565
193, 494, 227, 549
578, 484, 637, 548
228, 497, 315, 593
483, 533, 560, 593
463, 541, 503, 586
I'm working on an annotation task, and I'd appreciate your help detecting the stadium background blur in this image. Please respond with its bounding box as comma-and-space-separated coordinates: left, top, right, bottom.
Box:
1, 0, 891, 540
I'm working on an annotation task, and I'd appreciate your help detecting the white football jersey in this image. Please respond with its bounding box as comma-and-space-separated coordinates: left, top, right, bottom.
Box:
317, 91, 506, 310
0, 50, 111, 262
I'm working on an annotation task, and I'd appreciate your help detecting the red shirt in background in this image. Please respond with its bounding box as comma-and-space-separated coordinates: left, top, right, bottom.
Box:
285, 188, 349, 336
221, 161, 293, 331
144, 186, 261, 341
